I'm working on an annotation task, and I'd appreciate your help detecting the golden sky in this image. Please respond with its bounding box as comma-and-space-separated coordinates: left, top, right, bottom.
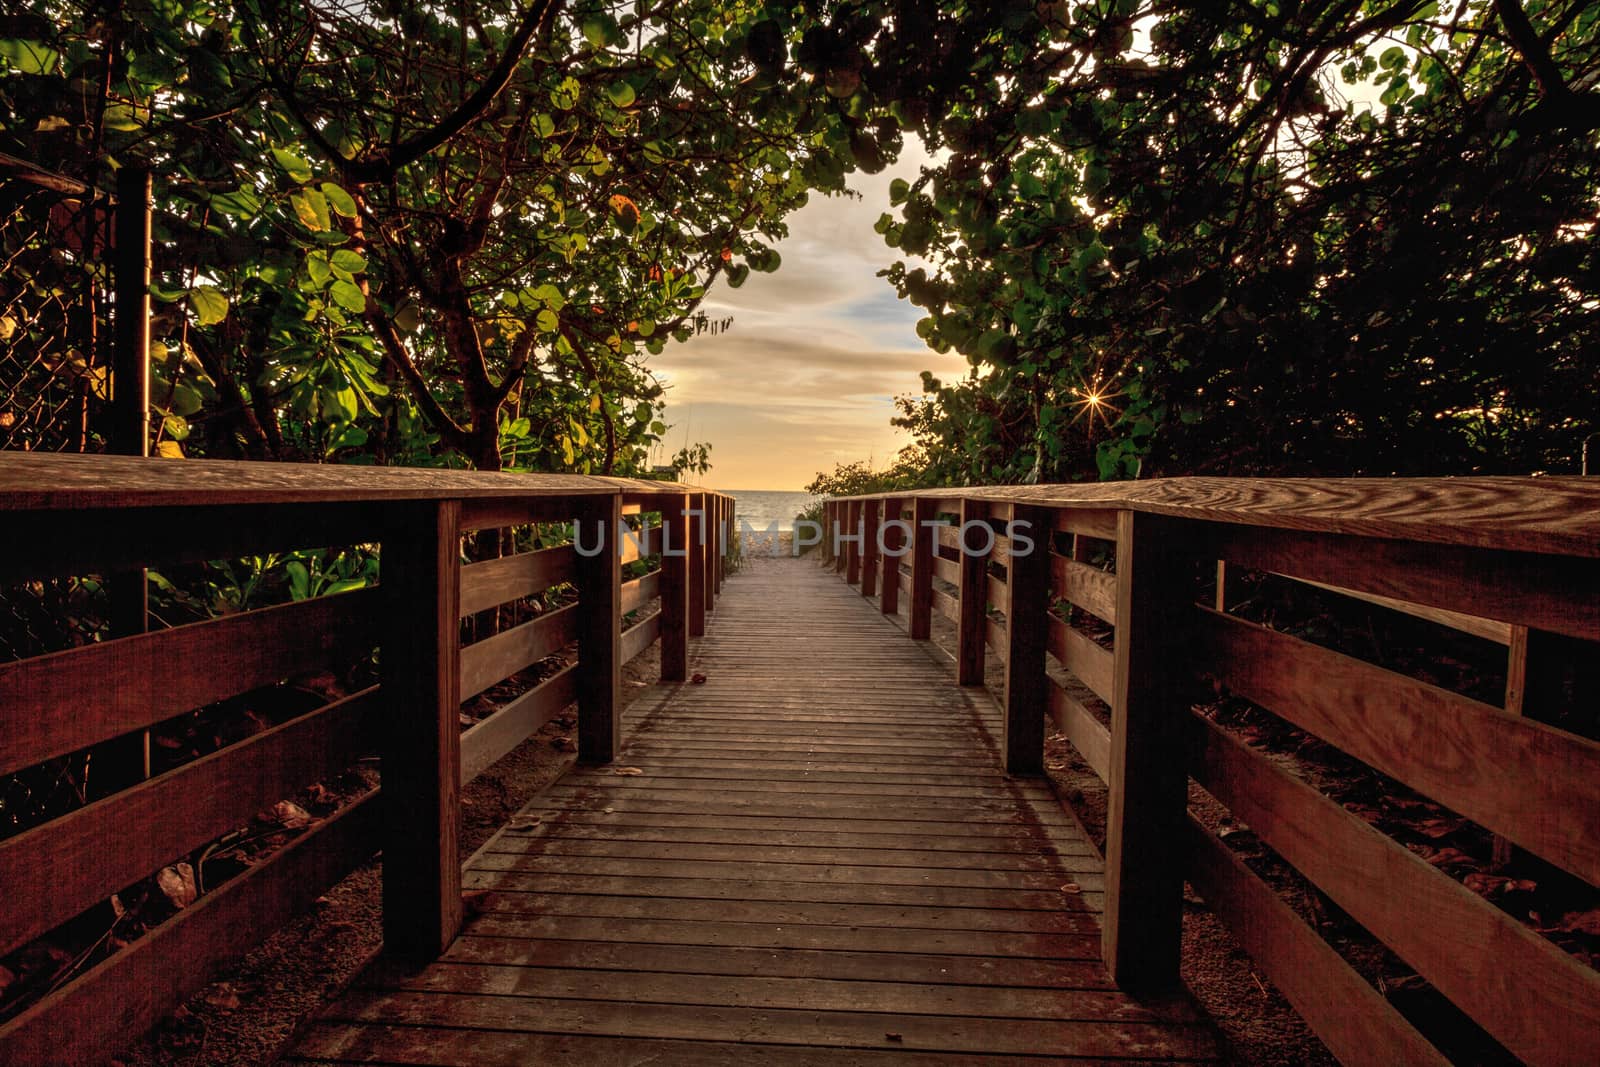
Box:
650, 141, 965, 490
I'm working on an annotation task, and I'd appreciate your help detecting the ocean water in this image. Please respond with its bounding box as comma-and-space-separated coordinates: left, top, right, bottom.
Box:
726, 490, 820, 533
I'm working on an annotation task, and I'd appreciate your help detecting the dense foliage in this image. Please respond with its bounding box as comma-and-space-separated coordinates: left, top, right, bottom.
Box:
856, 0, 1600, 481
1, 0, 884, 471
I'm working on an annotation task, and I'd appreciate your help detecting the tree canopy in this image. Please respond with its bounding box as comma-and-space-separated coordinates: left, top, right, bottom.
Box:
860, 0, 1600, 481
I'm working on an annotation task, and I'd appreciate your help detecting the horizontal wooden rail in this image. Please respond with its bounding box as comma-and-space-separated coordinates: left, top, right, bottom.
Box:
621, 569, 663, 614
460, 667, 578, 785
1050, 551, 1117, 625
1191, 712, 1600, 1065
460, 604, 580, 701
622, 610, 663, 664
1185, 816, 1448, 1067
0, 688, 378, 958
459, 545, 576, 617
1197, 607, 1600, 885
0, 588, 379, 776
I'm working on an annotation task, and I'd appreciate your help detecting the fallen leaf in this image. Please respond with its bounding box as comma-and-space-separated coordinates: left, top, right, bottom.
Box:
272, 800, 312, 829
200, 984, 241, 1010
110, 893, 126, 920
691, 672, 708, 684
552, 736, 576, 752
158, 863, 198, 909
613, 767, 645, 776
507, 816, 544, 832
1060, 883, 1082, 895
0, 964, 15, 998
1422, 847, 1477, 868
1560, 908, 1600, 937
885, 1033, 903, 1043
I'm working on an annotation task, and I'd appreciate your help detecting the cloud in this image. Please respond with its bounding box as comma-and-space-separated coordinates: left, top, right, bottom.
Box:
654, 138, 963, 489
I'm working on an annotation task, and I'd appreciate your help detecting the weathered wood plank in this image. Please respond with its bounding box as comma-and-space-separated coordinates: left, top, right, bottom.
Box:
1199, 608, 1600, 886
459, 545, 576, 617
1049, 681, 1112, 784
460, 668, 578, 784
1186, 818, 1448, 1067
1192, 714, 1600, 1066
0, 688, 376, 958
622, 610, 663, 665
620, 568, 662, 615
1051, 551, 1117, 625
0, 588, 378, 776
575, 496, 622, 763
1046, 615, 1115, 705
0, 794, 378, 1067
381, 500, 463, 962
459, 604, 579, 700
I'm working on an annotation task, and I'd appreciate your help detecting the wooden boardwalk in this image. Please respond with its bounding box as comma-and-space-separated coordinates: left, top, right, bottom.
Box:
287, 557, 1217, 1064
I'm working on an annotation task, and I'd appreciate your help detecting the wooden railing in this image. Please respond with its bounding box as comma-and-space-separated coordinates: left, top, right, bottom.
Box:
824, 479, 1600, 1067
0, 454, 732, 1065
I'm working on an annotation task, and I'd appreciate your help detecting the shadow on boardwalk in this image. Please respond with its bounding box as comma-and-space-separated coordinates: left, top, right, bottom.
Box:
286, 557, 1218, 1064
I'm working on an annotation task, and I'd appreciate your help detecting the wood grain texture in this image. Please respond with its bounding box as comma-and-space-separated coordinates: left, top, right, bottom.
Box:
1051, 552, 1118, 625
1185, 818, 1449, 1067
0, 452, 620, 509
1046, 615, 1115, 706
689, 492, 708, 638
828, 477, 1600, 558
860, 498, 881, 601
380, 500, 463, 962
1274, 574, 1511, 644
1198, 608, 1600, 886
459, 604, 579, 700
575, 496, 622, 764
1002, 505, 1049, 775
1102, 512, 1191, 993
0, 587, 378, 777
460, 668, 578, 785
1191, 714, 1600, 1066
0, 688, 376, 958
957, 500, 989, 686
880, 497, 905, 617
1049, 682, 1111, 784
1198, 523, 1600, 642
621, 568, 662, 615
622, 610, 663, 665
459, 546, 576, 617
292, 558, 1214, 1065
0, 795, 378, 1067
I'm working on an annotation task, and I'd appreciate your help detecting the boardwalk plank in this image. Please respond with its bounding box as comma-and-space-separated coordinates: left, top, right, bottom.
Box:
289, 557, 1215, 1064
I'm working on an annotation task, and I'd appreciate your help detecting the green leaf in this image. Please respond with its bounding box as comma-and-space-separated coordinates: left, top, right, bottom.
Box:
306, 253, 332, 286
189, 286, 229, 326
271, 147, 313, 184
321, 182, 358, 217
290, 189, 330, 231
330, 249, 367, 275
550, 76, 581, 110
606, 81, 636, 108
393, 302, 422, 332
0, 39, 60, 75
210, 188, 260, 218
328, 279, 366, 312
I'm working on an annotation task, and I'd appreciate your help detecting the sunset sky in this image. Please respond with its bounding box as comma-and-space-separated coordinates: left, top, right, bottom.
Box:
650, 142, 966, 491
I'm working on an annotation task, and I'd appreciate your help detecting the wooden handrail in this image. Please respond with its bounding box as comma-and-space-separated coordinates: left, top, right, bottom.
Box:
829, 478, 1600, 1057
0, 453, 733, 1065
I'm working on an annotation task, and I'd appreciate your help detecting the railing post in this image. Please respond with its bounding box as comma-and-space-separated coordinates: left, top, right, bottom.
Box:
881, 497, 902, 616
660, 492, 690, 682
381, 498, 464, 962
716, 495, 729, 598
1002, 504, 1049, 774
845, 500, 862, 586
957, 499, 989, 685
834, 501, 847, 574
705, 495, 719, 614
860, 498, 880, 600
689, 491, 707, 637
575, 494, 622, 763
910, 498, 936, 639
1103, 510, 1192, 993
